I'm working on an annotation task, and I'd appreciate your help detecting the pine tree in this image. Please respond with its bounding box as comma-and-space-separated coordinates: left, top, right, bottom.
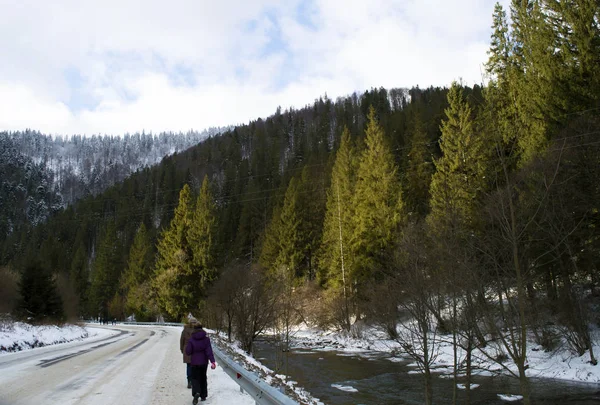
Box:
297, 165, 326, 280
259, 178, 303, 280
234, 179, 264, 264
541, 0, 600, 116
277, 178, 303, 278
153, 184, 195, 319
487, 3, 511, 79
188, 175, 217, 290
507, 0, 564, 162
89, 221, 122, 319
259, 204, 282, 272
318, 128, 357, 329
70, 243, 89, 314
318, 128, 357, 288
405, 110, 434, 217
351, 107, 404, 287
18, 261, 64, 322
485, 2, 516, 142
122, 223, 154, 320
428, 82, 488, 234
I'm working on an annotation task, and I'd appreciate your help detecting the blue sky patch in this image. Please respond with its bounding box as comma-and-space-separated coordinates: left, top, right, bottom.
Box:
62, 67, 99, 111
296, 0, 318, 30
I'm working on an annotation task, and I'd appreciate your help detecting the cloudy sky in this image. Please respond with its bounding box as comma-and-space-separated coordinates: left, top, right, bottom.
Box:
0, 0, 508, 135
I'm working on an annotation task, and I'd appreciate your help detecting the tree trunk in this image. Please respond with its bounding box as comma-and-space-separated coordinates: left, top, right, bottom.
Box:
424, 368, 433, 405
227, 313, 232, 342
518, 364, 532, 405
506, 165, 531, 405
336, 183, 351, 331
452, 296, 458, 405
465, 337, 472, 405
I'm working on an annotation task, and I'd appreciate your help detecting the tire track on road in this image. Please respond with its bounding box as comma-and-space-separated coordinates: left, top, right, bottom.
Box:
38, 329, 130, 368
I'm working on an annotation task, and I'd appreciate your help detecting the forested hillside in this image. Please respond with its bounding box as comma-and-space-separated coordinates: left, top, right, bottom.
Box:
1, 2, 599, 405
0, 128, 224, 246
0, 85, 450, 313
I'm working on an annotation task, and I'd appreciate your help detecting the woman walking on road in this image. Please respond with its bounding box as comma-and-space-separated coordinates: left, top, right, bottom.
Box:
180, 319, 196, 388
185, 323, 217, 404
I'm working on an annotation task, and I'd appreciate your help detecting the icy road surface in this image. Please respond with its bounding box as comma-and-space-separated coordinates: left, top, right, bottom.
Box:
0, 325, 255, 405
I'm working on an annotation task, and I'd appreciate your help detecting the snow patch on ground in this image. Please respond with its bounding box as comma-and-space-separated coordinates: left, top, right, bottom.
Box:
457, 383, 480, 390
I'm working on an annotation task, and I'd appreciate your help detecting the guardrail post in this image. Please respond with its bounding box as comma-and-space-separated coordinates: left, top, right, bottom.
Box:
212, 346, 300, 405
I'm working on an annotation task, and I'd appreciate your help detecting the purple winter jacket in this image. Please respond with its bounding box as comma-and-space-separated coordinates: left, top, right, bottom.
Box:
185, 329, 215, 366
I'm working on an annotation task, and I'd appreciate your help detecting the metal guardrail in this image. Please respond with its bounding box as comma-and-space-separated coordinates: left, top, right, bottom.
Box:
212, 345, 300, 405
120, 321, 184, 327
117, 322, 300, 405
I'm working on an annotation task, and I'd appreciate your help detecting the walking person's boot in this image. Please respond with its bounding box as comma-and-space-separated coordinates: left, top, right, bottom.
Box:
187, 378, 191, 389
193, 393, 199, 404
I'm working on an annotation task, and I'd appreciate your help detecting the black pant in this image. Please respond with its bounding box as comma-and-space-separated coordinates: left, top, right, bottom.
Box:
190, 364, 209, 399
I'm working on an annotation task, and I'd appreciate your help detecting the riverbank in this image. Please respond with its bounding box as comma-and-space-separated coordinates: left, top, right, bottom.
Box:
284, 323, 600, 384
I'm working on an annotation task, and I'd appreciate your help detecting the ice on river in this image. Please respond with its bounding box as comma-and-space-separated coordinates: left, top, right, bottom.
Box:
497, 394, 524, 402
331, 384, 358, 393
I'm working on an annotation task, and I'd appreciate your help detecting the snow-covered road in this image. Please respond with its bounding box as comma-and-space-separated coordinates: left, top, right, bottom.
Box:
0, 325, 254, 405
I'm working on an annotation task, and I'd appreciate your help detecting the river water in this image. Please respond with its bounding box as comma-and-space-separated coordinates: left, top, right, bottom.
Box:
254, 340, 600, 404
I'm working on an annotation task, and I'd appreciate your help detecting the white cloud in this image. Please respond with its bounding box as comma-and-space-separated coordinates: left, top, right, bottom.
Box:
0, 83, 73, 133
0, 0, 506, 135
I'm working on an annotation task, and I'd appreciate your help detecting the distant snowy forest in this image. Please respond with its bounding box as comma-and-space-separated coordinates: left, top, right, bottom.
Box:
0, 128, 224, 236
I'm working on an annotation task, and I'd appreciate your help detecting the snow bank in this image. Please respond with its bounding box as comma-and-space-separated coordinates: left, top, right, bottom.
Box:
0, 320, 90, 353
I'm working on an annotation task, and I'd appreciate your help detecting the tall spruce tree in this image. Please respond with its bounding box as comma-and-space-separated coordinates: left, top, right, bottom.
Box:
405, 110, 434, 217
259, 178, 303, 280
188, 175, 217, 291
318, 128, 357, 329
122, 223, 154, 320
428, 82, 488, 234
319, 128, 357, 289
259, 204, 283, 272
234, 179, 264, 264
487, 2, 511, 78
351, 107, 404, 289
508, 0, 557, 163
540, 0, 600, 117
297, 165, 326, 280
153, 184, 195, 319
18, 261, 64, 322
70, 243, 89, 315
89, 221, 122, 319
485, 2, 518, 146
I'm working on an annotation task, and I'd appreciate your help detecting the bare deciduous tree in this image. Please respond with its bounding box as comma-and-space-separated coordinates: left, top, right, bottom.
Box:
385, 222, 440, 405
232, 264, 278, 354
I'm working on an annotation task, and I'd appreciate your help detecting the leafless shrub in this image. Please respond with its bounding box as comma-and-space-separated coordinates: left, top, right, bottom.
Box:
363, 278, 400, 339
210, 263, 278, 354
305, 287, 351, 332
